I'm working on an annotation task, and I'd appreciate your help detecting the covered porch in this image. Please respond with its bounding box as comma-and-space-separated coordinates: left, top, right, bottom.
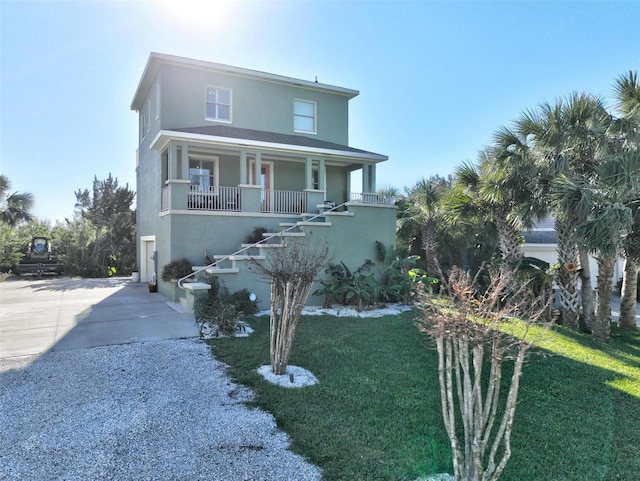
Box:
151, 126, 389, 215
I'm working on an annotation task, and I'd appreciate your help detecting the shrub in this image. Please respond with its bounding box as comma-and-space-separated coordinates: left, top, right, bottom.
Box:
194, 273, 259, 336
161, 258, 193, 282
245, 227, 267, 245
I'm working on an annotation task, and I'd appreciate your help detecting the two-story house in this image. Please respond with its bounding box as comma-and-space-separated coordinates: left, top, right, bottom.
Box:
131, 52, 396, 309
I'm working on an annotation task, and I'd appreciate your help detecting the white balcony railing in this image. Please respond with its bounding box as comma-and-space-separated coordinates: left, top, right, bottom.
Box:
262, 189, 307, 214
349, 192, 395, 205
188, 185, 240, 211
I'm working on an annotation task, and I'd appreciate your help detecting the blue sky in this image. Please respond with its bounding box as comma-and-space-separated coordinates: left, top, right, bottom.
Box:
1, 0, 638, 223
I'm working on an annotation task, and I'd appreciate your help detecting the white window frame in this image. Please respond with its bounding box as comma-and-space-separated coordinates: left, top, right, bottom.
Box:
205, 85, 232, 123
294, 99, 317, 134
189, 155, 220, 191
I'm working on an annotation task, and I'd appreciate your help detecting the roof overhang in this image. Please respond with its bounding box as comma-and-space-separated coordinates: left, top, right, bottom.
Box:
150, 130, 388, 163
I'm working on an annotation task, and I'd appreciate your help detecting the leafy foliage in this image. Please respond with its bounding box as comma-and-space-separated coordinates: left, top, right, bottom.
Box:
245, 226, 268, 244
0, 175, 34, 227
71, 174, 136, 277
314, 243, 424, 310
161, 258, 193, 282
194, 273, 258, 336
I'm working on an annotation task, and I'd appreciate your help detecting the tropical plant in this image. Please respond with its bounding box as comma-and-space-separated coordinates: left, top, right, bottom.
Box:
194, 273, 258, 337
444, 151, 532, 310
315, 260, 379, 311
375, 241, 419, 303
612, 70, 640, 330
0, 175, 34, 227
551, 152, 638, 340
518, 93, 611, 329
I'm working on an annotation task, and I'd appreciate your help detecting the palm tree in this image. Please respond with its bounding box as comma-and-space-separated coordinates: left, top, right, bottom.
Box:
612, 70, 640, 330
445, 149, 534, 308
409, 177, 450, 290
552, 153, 638, 340
517, 93, 611, 330
0, 175, 34, 226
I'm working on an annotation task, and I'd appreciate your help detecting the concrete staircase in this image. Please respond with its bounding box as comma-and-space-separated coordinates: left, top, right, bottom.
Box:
178, 203, 344, 313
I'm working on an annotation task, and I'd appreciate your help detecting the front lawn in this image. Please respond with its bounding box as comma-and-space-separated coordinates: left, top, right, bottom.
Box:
209, 311, 640, 481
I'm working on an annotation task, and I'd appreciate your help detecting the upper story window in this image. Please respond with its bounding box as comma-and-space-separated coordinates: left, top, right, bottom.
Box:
206, 86, 231, 122
294, 99, 316, 134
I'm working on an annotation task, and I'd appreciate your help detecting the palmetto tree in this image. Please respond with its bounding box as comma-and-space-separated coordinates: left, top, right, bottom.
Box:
552, 153, 638, 340
0, 175, 34, 226
612, 70, 640, 330
445, 149, 533, 308
518, 93, 611, 330
408, 177, 449, 286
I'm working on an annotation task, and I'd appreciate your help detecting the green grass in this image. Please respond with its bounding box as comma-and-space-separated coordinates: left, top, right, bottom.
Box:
209, 311, 640, 481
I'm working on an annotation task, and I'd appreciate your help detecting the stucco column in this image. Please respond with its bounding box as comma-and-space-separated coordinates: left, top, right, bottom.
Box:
240, 150, 247, 185
253, 152, 262, 186
362, 163, 370, 193
181, 144, 189, 180
169, 142, 178, 179
369, 164, 376, 193
305, 158, 313, 190
318, 158, 326, 191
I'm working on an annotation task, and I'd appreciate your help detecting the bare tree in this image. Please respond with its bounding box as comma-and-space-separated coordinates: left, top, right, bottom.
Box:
252, 239, 329, 375
415, 267, 549, 481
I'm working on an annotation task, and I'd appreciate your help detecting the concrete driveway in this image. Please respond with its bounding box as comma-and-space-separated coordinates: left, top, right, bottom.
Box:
0, 276, 322, 480
0, 276, 198, 358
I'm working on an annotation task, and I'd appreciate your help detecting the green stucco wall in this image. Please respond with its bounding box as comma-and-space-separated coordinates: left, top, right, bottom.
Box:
159, 64, 350, 145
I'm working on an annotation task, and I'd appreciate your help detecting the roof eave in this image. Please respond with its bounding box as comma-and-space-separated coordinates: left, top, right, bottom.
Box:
150, 130, 388, 163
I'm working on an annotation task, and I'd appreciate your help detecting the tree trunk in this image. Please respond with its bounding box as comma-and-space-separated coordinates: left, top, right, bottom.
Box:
578, 247, 594, 329
555, 219, 580, 329
593, 257, 615, 341
619, 257, 639, 330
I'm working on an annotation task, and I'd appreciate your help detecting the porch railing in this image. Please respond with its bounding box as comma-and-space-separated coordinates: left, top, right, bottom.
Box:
188, 185, 241, 211
349, 192, 395, 205
262, 189, 307, 214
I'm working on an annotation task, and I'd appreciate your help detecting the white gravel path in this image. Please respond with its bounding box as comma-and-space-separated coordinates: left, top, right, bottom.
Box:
0, 339, 322, 481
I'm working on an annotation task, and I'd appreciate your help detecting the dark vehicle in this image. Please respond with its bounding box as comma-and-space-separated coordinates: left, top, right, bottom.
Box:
13, 237, 64, 276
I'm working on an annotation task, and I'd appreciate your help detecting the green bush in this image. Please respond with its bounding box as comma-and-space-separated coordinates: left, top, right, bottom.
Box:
194, 273, 258, 336
161, 258, 193, 282
245, 226, 267, 245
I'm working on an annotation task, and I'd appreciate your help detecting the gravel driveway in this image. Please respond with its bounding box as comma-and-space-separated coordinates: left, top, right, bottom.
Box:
0, 339, 321, 480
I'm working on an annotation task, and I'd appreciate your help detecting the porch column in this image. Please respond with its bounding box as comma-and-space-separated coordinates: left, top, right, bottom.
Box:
305, 157, 313, 190
362, 163, 370, 193
169, 142, 178, 179
253, 152, 262, 186
180, 144, 189, 180
240, 150, 247, 185
368, 164, 376, 193
318, 158, 326, 191
363, 163, 375, 193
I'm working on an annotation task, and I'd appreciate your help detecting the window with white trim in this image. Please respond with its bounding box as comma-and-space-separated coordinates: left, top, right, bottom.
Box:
294, 99, 316, 134
189, 157, 219, 192
205, 86, 231, 122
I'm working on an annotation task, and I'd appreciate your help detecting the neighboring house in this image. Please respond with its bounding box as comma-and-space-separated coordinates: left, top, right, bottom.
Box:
131, 52, 396, 309
522, 216, 624, 289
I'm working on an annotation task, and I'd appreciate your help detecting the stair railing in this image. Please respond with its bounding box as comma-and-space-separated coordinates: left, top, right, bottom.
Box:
177, 201, 348, 289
